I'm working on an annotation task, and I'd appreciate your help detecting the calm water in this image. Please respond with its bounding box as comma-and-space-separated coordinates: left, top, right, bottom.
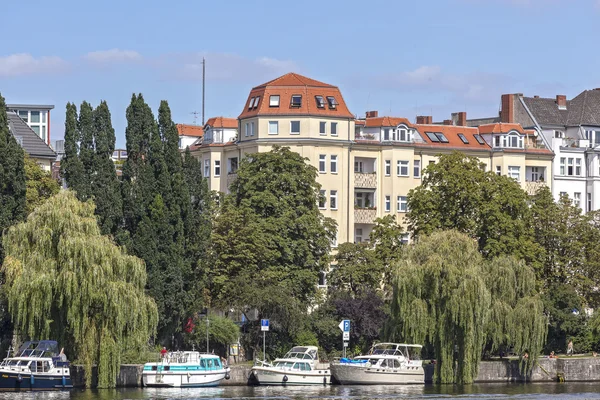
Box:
2, 384, 600, 400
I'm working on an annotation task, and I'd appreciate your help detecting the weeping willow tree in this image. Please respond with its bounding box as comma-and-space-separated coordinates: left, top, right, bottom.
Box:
484, 256, 547, 374
385, 230, 547, 384
2, 191, 158, 388
385, 230, 490, 384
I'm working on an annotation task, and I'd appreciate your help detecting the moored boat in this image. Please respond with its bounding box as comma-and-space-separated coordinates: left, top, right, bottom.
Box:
0, 340, 72, 390
142, 351, 230, 387
330, 343, 424, 385
251, 346, 330, 385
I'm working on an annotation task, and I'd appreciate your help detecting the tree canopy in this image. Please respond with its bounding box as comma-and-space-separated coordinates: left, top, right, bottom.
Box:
385, 230, 546, 384
24, 155, 60, 215
2, 191, 157, 388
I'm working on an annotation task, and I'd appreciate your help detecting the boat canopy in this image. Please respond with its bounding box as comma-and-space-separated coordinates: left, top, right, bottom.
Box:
17, 341, 59, 358
283, 346, 318, 360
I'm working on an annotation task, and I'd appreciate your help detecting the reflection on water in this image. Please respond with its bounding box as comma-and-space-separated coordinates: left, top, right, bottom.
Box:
2, 383, 600, 399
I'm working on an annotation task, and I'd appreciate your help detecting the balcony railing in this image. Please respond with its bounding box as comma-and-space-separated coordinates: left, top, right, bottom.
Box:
524, 180, 547, 196
354, 172, 377, 188
354, 208, 377, 224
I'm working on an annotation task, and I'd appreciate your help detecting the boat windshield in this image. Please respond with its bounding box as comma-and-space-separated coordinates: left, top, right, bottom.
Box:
17, 341, 59, 358
283, 347, 317, 360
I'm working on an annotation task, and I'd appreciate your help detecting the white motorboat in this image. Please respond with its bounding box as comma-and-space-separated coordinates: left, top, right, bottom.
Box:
330, 343, 424, 385
142, 351, 230, 387
0, 340, 73, 390
251, 346, 330, 385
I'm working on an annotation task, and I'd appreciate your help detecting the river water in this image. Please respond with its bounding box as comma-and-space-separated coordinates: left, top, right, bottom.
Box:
2, 384, 600, 400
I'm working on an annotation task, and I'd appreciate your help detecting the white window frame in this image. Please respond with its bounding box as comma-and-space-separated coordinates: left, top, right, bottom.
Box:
319, 121, 327, 135
414, 159, 421, 178
250, 122, 254, 136
269, 95, 280, 107
574, 192, 581, 208
268, 121, 279, 135
397, 160, 409, 177
319, 190, 327, 209
244, 123, 249, 137
319, 155, 327, 173
331, 122, 338, 136
560, 157, 565, 175
290, 121, 300, 135
576, 158, 582, 176
204, 159, 210, 178
385, 195, 391, 212
588, 193, 592, 212
330, 155, 338, 174
355, 228, 363, 243
397, 196, 407, 212
330, 190, 338, 210
508, 166, 520, 181
214, 160, 221, 177
385, 160, 391, 176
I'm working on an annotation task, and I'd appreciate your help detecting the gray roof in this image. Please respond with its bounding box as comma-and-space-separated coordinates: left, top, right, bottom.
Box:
466, 117, 500, 127
7, 104, 54, 110
6, 111, 56, 159
521, 90, 600, 127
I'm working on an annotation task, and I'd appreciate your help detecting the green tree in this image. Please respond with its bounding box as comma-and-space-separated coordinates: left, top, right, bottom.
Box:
60, 103, 85, 197
386, 231, 545, 384
77, 101, 95, 200
329, 242, 383, 295
92, 101, 122, 236
407, 152, 539, 263
211, 146, 336, 354
184, 315, 240, 356
2, 191, 157, 388
369, 215, 406, 285
24, 155, 60, 215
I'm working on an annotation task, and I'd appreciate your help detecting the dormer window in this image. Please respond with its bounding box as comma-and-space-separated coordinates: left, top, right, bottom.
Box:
326, 96, 338, 109
253, 96, 260, 109
248, 97, 255, 110
315, 96, 325, 108
495, 132, 524, 149
291, 95, 302, 107
395, 126, 412, 142
270, 95, 280, 107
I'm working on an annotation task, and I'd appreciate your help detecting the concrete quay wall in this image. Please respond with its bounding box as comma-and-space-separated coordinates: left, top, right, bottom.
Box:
71, 358, 600, 387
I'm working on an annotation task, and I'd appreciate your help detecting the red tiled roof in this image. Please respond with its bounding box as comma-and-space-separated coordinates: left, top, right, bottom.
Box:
478, 122, 529, 135
355, 119, 366, 126
205, 116, 238, 129
238, 72, 354, 119
177, 124, 204, 137
414, 124, 491, 150
364, 116, 412, 128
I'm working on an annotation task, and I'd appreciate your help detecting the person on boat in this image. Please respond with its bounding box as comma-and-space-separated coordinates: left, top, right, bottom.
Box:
59, 348, 67, 362
160, 347, 168, 360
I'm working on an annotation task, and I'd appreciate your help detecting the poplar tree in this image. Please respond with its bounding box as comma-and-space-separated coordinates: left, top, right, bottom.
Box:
60, 103, 85, 196
92, 101, 122, 235
0, 93, 26, 263
2, 191, 157, 388
77, 101, 95, 200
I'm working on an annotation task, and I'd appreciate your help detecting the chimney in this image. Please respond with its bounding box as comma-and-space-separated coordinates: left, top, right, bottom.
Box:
451, 111, 467, 126
416, 115, 432, 124
365, 110, 378, 118
534, 95, 540, 99
556, 95, 567, 109
443, 119, 452, 125
500, 94, 515, 123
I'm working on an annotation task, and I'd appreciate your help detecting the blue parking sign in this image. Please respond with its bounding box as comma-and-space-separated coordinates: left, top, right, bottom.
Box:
261, 319, 269, 331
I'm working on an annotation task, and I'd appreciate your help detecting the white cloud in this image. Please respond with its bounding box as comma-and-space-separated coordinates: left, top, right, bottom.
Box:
84, 49, 143, 64
0, 53, 68, 77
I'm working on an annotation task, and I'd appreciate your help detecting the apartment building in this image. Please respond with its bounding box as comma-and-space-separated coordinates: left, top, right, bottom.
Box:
191, 72, 554, 249
177, 123, 204, 150
473, 90, 600, 212
7, 104, 54, 145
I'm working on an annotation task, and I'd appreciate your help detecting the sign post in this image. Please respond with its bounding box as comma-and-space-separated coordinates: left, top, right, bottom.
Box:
338, 320, 350, 358
260, 319, 269, 361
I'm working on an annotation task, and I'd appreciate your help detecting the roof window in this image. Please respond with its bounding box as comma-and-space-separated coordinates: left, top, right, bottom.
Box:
253, 96, 260, 110
435, 133, 449, 143
291, 95, 302, 107
326, 96, 338, 109
474, 134, 486, 145
315, 96, 325, 108
458, 133, 469, 144
248, 97, 255, 111
269, 95, 280, 107
425, 132, 440, 142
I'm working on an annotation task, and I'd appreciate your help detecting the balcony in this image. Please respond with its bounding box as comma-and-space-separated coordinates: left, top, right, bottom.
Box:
354, 208, 377, 224
355, 172, 377, 188
524, 181, 547, 196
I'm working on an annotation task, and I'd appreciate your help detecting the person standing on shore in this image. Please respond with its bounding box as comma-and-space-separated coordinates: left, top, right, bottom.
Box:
567, 340, 574, 356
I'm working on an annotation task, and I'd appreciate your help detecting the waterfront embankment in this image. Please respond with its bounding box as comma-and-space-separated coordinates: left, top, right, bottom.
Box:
70, 357, 600, 388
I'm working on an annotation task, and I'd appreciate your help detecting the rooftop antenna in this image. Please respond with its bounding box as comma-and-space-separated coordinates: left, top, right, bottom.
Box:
202, 57, 206, 125
190, 111, 199, 125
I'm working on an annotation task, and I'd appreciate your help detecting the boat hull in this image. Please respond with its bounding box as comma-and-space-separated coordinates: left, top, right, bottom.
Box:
251, 366, 330, 385
0, 371, 73, 390
331, 364, 424, 385
142, 370, 228, 388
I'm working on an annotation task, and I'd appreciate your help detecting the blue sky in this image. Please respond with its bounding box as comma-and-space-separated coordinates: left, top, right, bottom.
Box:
1, 0, 598, 147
